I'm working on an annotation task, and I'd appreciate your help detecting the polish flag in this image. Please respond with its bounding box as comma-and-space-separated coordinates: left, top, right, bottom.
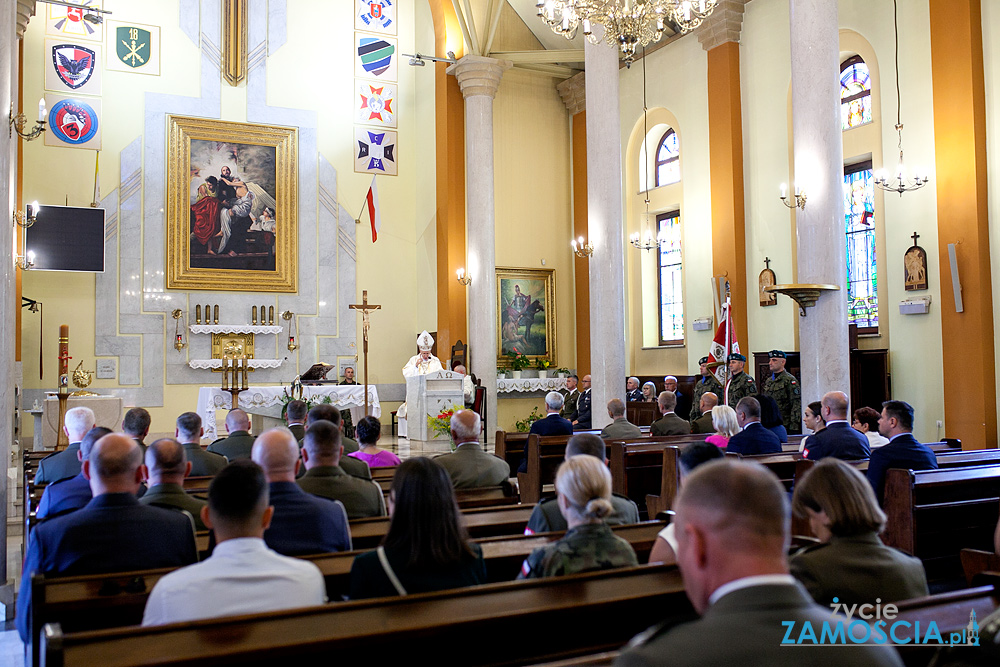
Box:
707, 298, 740, 400
365, 175, 381, 242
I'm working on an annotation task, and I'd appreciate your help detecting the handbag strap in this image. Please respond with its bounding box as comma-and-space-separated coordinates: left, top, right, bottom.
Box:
376, 546, 407, 596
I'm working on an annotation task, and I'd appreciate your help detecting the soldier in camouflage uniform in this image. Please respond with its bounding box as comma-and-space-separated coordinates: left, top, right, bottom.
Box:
689, 356, 723, 420
762, 350, 801, 434
726, 353, 757, 409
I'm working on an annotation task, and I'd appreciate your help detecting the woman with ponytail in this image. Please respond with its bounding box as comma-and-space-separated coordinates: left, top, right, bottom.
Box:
517, 456, 638, 579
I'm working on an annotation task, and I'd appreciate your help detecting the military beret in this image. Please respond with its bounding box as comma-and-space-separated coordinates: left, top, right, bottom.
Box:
728, 353, 746, 362
768, 350, 786, 359
698, 356, 710, 365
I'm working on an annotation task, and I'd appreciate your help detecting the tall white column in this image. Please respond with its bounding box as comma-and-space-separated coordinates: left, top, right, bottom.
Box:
585, 34, 626, 430
448, 55, 510, 442
790, 0, 849, 402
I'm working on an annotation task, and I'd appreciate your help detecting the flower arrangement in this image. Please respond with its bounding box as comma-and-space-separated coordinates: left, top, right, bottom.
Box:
535, 358, 551, 371
279, 390, 332, 420
427, 404, 464, 439
515, 406, 545, 433
506, 348, 530, 371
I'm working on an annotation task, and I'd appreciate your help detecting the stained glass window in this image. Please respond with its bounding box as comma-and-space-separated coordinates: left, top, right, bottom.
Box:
844, 161, 877, 333
657, 211, 684, 345
841, 56, 872, 130
655, 129, 680, 186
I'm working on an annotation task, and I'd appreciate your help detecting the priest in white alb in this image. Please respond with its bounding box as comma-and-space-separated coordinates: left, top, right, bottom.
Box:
397, 331, 443, 437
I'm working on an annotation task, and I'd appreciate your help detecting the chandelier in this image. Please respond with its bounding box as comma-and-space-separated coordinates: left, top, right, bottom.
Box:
535, 0, 718, 64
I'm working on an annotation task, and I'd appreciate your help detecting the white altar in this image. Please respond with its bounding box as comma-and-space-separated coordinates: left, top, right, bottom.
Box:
29, 395, 124, 450
399, 370, 465, 441
196, 385, 381, 440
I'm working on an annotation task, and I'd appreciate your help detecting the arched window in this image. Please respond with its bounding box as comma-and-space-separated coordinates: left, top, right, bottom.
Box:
657, 210, 684, 345
841, 55, 872, 130
654, 129, 680, 186
844, 161, 877, 333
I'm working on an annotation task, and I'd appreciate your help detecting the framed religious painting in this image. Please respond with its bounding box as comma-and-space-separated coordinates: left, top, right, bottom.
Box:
166, 115, 298, 292
496, 267, 556, 368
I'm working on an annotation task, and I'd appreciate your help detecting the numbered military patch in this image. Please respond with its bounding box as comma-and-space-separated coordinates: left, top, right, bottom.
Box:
354, 128, 397, 176
45, 40, 102, 95
44, 95, 102, 149
107, 21, 160, 75
356, 0, 396, 34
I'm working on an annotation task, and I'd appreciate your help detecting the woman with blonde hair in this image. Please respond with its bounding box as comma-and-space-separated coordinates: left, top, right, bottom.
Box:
641, 381, 657, 402
790, 458, 928, 606
518, 456, 637, 578
705, 405, 740, 448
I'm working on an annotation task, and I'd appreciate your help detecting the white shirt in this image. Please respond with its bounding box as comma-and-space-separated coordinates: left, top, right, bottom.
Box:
708, 574, 797, 607
865, 430, 890, 448
142, 537, 325, 626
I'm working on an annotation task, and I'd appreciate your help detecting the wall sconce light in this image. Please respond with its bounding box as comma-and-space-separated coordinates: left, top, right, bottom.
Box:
9, 100, 47, 141
172, 309, 187, 350
779, 183, 807, 210
571, 235, 594, 258
13, 201, 38, 270
456, 267, 472, 286
281, 310, 298, 351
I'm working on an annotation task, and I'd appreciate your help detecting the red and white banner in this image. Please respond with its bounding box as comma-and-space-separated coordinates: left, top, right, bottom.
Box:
707, 299, 740, 394
365, 175, 381, 242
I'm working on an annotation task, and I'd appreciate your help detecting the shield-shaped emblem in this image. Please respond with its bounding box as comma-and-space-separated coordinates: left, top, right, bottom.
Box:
51, 44, 96, 89
115, 25, 151, 69
48, 98, 99, 145
357, 37, 395, 77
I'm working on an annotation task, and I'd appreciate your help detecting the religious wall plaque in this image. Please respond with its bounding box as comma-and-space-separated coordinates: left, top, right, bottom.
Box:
904, 232, 928, 291
759, 257, 777, 307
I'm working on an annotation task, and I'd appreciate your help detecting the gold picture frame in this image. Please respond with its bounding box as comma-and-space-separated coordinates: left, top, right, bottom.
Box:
166, 115, 298, 292
496, 267, 556, 367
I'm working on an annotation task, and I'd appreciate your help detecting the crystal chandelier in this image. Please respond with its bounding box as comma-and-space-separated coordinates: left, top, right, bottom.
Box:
535, 0, 718, 65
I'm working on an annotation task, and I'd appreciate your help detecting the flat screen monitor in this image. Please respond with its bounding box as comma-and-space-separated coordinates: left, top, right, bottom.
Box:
24, 205, 106, 272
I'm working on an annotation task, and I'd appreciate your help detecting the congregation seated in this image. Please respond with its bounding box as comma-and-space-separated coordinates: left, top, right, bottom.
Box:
139, 437, 209, 530
348, 457, 486, 599
704, 404, 739, 448
519, 454, 638, 579
650, 391, 691, 436
34, 406, 96, 485
647, 442, 724, 565
36, 426, 111, 519
852, 406, 889, 449
571, 374, 592, 429
798, 400, 826, 453
867, 400, 938, 505
142, 460, 325, 625
600, 398, 642, 440
122, 407, 151, 456
523, 392, 575, 473
349, 416, 402, 468
308, 403, 360, 454
524, 433, 639, 535
285, 399, 308, 442
207, 408, 256, 460
615, 460, 903, 666
297, 420, 386, 519
755, 393, 788, 443
560, 374, 580, 419
789, 458, 928, 607
726, 397, 781, 455
435, 410, 510, 488
175, 411, 227, 476
801, 391, 870, 461
16, 434, 198, 642
689, 392, 718, 435
252, 427, 352, 556
626, 376, 643, 402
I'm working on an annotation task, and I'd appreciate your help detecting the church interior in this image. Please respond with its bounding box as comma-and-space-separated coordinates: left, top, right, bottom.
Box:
1, 0, 1000, 662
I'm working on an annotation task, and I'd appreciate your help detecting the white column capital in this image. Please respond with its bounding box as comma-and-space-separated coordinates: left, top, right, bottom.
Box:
696, 0, 748, 51
16, 1, 36, 39
447, 55, 512, 100
556, 71, 586, 116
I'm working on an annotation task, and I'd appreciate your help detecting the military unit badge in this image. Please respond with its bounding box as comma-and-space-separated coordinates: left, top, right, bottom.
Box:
356, 81, 397, 128
355, 128, 397, 176
51, 44, 96, 89
356, 0, 396, 34
107, 21, 161, 75
44, 95, 102, 149
46, 1, 102, 41
355, 34, 397, 80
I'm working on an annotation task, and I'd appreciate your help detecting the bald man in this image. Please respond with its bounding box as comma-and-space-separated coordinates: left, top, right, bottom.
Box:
251, 428, 352, 556
435, 410, 510, 488
689, 392, 718, 435
208, 409, 256, 460
616, 460, 903, 666
140, 438, 209, 530
802, 391, 871, 462
17, 434, 198, 643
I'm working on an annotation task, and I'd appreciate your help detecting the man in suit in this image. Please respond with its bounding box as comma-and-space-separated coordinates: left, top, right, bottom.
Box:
36, 426, 111, 519
651, 391, 691, 436
435, 410, 510, 488
867, 400, 938, 504
139, 438, 209, 530
208, 409, 256, 460
285, 400, 308, 442
803, 391, 871, 461
252, 427, 352, 556
571, 375, 593, 430
601, 398, 643, 440
626, 377, 643, 402
297, 420, 385, 519
726, 397, 782, 455
122, 407, 151, 456
663, 376, 691, 424
617, 460, 903, 666
561, 374, 580, 420
523, 392, 574, 473
689, 392, 718, 435
34, 406, 96, 485
306, 404, 370, 480
16, 433, 199, 643
176, 412, 228, 477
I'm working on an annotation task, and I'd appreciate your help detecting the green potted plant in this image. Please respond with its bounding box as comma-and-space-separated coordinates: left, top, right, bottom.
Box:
514, 406, 544, 433
536, 358, 551, 379
506, 349, 530, 379
556, 367, 570, 379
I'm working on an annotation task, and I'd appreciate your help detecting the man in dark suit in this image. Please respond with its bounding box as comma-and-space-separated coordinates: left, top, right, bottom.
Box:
306, 404, 370, 479
626, 377, 643, 402
663, 376, 692, 426
208, 409, 256, 460
435, 410, 511, 488
139, 438, 209, 530
285, 399, 308, 442
803, 391, 871, 461
16, 433, 198, 643
867, 400, 938, 504
176, 411, 228, 476
252, 427, 352, 556
561, 374, 580, 420
617, 460, 903, 666
571, 374, 592, 430
34, 406, 96, 485
726, 397, 782, 455
297, 420, 385, 519
523, 391, 574, 472
36, 426, 111, 519
689, 392, 718, 435
122, 407, 151, 457
651, 391, 691, 436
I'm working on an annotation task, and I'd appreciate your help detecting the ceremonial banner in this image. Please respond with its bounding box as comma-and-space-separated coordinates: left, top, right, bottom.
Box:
356, 0, 396, 34
356, 80, 397, 128
707, 300, 739, 388
354, 128, 398, 176
45, 39, 102, 95
44, 94, 101, 150
355, 33, 397, 81
107, 21, 160, 75
46, 1, 102, 41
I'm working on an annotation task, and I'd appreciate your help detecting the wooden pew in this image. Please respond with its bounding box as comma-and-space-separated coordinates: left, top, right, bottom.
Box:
960, 548, 1000, 586
496, 429, 602, 476
41, 562, 692, 667
608, 437, 709, 515
626, 401, 659, 427
349, 504, 536, 549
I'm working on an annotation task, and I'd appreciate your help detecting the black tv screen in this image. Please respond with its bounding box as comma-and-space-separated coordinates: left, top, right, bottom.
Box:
25, 205, 106, 272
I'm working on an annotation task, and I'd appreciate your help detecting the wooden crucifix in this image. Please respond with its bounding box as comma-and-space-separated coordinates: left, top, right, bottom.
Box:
349, 290, 381, 416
